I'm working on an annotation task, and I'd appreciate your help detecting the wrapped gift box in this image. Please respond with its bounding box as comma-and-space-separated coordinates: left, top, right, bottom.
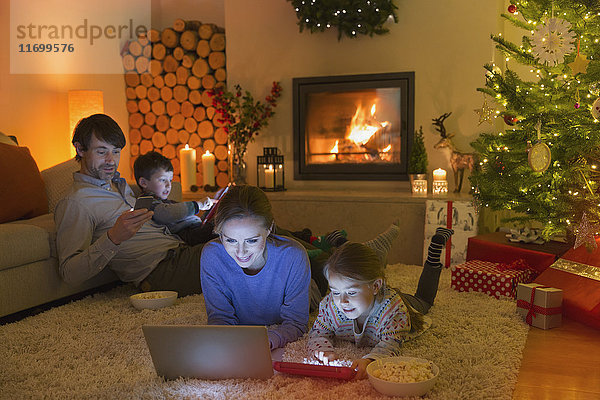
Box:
535, 238, 600, 330
423, 200, 478, 267
467, 232, 570, 274
451, 260, 536, 299
516, 283, 562, 329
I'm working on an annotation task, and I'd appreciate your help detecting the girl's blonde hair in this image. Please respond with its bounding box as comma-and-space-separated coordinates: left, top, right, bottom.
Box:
213, 185, 274, 234
323, 242, 384, 284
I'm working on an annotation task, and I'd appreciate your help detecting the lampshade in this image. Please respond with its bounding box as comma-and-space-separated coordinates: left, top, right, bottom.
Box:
68, 90, 104, 156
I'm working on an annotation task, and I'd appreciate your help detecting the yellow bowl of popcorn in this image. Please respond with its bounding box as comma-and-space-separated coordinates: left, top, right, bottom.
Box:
130, 291, 178, 310
366, 356, 439, 397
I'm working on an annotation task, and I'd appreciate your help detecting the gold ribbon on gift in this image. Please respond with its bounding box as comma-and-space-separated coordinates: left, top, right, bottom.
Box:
550, 259, 600, 282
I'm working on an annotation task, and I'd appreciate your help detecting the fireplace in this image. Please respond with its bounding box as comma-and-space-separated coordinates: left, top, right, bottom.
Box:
293, 72, 414, 180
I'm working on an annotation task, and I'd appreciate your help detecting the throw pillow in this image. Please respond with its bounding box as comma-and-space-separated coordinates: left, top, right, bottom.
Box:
0, 143, 49, 223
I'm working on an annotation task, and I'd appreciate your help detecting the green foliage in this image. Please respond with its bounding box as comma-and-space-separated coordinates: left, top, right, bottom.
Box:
408, 126, 428, 174
287, 0, 398, 40
209, 82, 282, 164
470, 0, 600, 238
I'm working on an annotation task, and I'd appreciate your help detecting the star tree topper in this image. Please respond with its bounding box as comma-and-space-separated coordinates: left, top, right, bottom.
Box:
574, 212, 599, 250
474, 97, 494, 125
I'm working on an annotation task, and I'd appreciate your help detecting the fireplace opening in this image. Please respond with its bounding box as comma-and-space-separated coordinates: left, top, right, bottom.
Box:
293, 72, 414, 180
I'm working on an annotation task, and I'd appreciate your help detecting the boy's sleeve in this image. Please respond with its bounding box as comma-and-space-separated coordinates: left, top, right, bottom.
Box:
307, 295, 336, 354
151, 200, 198, 225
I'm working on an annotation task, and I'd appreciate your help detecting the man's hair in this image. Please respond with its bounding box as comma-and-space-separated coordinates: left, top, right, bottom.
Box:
133, 151, 174, 185
213, 185, 274, 234
72, 114, 126, 161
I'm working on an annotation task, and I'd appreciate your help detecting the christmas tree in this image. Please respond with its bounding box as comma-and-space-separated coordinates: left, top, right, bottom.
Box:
470, 0, 600, 246
408, 126, 428, 174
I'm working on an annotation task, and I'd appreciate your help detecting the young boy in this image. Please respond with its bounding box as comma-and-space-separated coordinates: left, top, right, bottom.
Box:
133, 151, 217, 246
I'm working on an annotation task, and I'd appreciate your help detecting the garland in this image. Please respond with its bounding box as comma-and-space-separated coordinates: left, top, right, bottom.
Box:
287, 0, 398, 40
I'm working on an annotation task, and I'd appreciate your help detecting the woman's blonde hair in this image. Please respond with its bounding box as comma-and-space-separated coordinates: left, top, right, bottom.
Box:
213, 185, 274, 234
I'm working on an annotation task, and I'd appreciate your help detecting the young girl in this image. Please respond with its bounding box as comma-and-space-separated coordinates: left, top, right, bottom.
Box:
200, 185, 313, 350
308, 226, 453, 379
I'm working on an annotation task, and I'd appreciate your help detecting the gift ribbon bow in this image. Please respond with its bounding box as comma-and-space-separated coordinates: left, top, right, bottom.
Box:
516, 286, 562, 325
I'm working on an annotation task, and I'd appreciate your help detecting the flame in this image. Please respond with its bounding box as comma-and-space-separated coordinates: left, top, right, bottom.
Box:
330, 140, 339, 154
327, 102, 392, 156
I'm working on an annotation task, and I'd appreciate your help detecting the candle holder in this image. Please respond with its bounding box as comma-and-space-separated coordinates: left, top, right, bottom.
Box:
257, 147, 285, 191
411, 179, 428, 195
432, 180, 448, 195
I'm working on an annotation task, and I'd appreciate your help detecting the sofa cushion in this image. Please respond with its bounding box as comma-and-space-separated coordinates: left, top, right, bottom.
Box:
40, 159, 80, 213
0, 223, 51, 271
0, 143, 49, 224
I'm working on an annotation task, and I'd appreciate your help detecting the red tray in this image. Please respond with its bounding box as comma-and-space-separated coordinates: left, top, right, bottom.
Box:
273, 361, 356, 380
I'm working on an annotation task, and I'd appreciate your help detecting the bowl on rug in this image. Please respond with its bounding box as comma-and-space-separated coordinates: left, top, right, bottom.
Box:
367, 356, 439, 397
130, 291, 178, 310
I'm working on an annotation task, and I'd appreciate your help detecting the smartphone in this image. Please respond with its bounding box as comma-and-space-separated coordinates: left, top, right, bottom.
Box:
134, 195, 154, 210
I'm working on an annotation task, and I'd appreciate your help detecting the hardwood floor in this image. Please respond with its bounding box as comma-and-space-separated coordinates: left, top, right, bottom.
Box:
513, 317, 600, 399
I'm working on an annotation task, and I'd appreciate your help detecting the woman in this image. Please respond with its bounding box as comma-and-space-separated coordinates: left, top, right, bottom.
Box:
200, 185, 311, 349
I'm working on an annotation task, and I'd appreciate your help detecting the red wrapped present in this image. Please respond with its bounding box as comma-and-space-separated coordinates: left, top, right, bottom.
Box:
535, 237, 600, 330
466, 232, 570, 274
516, 283, 562, 329
451, 260, 537, 299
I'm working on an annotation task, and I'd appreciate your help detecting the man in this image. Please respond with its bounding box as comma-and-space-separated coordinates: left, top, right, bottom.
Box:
55, 114, 204, 296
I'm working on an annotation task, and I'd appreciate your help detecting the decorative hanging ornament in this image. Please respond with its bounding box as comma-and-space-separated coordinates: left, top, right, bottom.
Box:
568, 40, 590, 75
575, 89, 581, 109
531, 18, 576, 66
589, 82, 600, 96
474, 96, 495, 125
573, 212, 598, 250
503, 114, 519, 125
508, 4, 517, 13
528, 120, 551, 173
592, 97, 600, 120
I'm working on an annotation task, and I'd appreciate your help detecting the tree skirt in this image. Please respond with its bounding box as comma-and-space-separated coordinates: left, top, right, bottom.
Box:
0, 264, 529, 399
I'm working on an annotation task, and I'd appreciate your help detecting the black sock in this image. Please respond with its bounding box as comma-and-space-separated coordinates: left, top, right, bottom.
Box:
426, 227, 454, 268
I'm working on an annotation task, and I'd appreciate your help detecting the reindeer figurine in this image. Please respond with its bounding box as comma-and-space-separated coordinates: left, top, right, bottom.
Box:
432, 112, 475, 193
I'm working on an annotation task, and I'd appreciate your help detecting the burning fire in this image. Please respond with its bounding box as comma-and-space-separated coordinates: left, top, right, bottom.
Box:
329, 102, 391, 155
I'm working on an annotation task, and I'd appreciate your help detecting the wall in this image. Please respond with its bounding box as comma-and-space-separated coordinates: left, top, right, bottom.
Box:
224, 0, 506, 191
0, 0, 224, 179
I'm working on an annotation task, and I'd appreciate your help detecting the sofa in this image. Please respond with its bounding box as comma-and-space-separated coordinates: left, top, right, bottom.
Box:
0, 134, 181, 318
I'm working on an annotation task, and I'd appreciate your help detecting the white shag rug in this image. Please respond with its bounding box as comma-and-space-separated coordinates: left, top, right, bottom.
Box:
0, 264, 529, 400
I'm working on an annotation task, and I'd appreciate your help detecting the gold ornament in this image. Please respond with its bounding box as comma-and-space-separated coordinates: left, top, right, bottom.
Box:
568, 53, 590, 75
528, 141, 551, 172
474, 98, 494, 125
573, 212, 598, 250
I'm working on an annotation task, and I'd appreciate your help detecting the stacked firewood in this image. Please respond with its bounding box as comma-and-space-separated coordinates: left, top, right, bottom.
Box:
122, 19, 229, 188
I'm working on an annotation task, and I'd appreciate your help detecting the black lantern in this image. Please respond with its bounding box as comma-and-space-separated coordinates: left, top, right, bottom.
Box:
257, 147, 285, 191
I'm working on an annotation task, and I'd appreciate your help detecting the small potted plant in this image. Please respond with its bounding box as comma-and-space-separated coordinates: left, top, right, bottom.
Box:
408, 126, 428, 194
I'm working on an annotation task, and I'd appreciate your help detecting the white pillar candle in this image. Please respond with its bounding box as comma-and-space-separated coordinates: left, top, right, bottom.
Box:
433, 168, 447, 181
265, 165, 274, 189
201, 150, 215, 186
179, 144, 197, 191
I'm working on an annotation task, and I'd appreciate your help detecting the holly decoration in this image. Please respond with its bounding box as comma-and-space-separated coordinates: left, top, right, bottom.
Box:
508, 4, 517, 13
287, 0, 398, 40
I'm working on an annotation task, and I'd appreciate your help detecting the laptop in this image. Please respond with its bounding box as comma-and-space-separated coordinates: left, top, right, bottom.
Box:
142, 325, 274, 380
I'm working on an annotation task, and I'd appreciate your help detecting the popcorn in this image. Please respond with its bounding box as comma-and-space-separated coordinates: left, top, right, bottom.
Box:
372, 359, 435, 383
136, 292, 170, 300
